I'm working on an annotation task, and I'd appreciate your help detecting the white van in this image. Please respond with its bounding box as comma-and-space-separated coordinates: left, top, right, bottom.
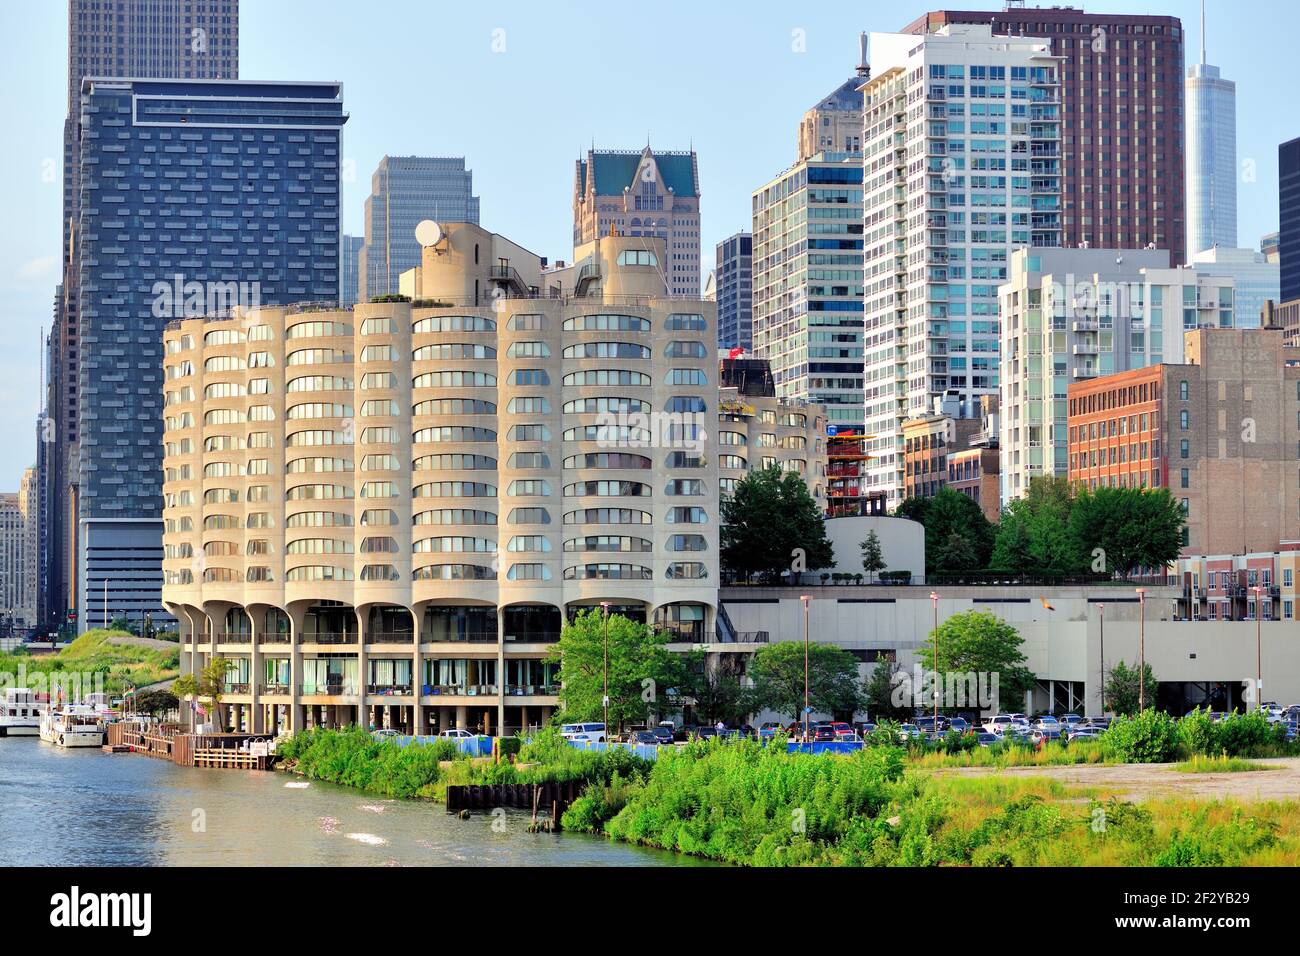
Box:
561, 722, 606, 743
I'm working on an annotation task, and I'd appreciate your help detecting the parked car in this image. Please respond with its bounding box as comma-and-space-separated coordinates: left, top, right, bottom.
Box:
1031, 715, 1061, 730
560, 722, 606, 743
1031, 728, 1063, 748
915, 715, 949, 734
831, 721, 856, 740
812, 724, 836, 742
1059, 714, 1084, 730
1067, 727, 1104, 743
1084, 716, 1113, 731
983, 715, 1014, 736
758, 721, 785, 740
898, 723, 922, 742
627, 730, 658, 746
651, 725, 675, 746
855, 722, 877, 737
371, 728, 401, 741
947, 717, 970, 734
975, 732, 1000, 748
437, 728, 476, 740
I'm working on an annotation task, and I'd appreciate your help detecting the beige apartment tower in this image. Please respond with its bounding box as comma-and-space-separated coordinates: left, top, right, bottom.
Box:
162, 224, 718, 736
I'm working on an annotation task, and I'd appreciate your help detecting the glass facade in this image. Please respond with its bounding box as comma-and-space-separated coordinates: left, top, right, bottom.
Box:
715, 232, 752, 351
76, 78, 346, 627
1186, 63, 1237, 257
359, 156, 480, 299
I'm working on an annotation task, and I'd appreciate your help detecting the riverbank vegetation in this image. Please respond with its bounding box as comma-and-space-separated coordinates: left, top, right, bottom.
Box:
561, 737, 1300, 866
276, 726, 651, 801
273, 710, 1300, 866
0, 629, 179, 696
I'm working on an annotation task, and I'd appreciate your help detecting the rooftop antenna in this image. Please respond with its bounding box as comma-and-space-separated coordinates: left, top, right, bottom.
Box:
1200, 0, 1207, 64
856, 31, 870, 79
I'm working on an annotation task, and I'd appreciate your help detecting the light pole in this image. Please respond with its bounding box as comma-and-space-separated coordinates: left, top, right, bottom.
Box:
801, 595, 811, 742
601, 602, 610, 741
1252, 585, 1263, 713
1135, 588, 1147, 711
1097, 603, 1106, 715
930, 591, 939, 731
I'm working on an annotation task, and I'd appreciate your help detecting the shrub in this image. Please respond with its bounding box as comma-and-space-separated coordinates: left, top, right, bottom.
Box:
1102, 709, 1179, 763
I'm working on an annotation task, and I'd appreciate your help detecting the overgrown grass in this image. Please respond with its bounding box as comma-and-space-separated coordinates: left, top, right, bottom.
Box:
911, 739, 1113, 769
0, 629, 179, 696
571, 738, 1300, 866
1174, 754, 1277, 774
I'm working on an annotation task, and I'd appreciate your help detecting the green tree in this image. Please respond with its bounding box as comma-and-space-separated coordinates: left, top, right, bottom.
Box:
1104, 659, 1158, 716
1068, 486, 1184, 578
721, 467, 834, 582
860, 531, 886, 583
547, 610, 683, 732
131, 688, 179, 716
863, 654, 912, 721
917, 610, 1035, 712
172, 657, 229, 731
748, 641, 864, 722
677, 650, 752, 727
991, 476, 1085, 573
895, 488, 995, 573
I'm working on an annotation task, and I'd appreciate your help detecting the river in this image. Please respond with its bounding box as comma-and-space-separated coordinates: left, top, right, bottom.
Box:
0, 738, 707, 866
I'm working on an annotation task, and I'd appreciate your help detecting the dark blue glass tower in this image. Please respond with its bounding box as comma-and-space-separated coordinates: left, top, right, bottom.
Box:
75, 78, 347, 629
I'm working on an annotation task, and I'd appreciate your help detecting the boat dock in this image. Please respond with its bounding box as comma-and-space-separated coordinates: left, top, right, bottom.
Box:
106, 722, 277, 770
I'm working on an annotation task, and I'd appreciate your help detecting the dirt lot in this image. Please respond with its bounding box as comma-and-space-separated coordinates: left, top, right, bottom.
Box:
937, 758, 1300, 802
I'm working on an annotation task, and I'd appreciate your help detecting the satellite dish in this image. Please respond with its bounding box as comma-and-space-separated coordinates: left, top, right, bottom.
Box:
415, 220, 444, 247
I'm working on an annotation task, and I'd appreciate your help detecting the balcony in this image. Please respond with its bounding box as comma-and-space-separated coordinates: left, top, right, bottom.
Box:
302, 682, 357, 697
366, 684, 413, 696
504, 631, 560, 644
425, 631, 499, 644
222, 683, 250, 695
260, 683, 291, 696
302, 632, 357, 645
258, 633, 291, 645
421, 684, 499, 697
365, 631, 414, 645
216, 632, 251, 644
504, 684, 560, 697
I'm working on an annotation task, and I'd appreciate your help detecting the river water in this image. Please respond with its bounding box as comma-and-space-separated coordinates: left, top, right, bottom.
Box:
0, 738, 706, 867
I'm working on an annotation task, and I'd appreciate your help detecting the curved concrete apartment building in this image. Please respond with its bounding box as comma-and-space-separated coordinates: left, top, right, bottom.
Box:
161, 225, 717, 736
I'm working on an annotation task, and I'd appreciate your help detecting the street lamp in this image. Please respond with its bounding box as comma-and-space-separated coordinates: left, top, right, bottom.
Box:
1251, 585, 1264, 713
1135, 588, 1147, 711
801, 595, 811, 743
930, 591, 939, 731
1097, 603, 1106, 715
601, 602, 611, 742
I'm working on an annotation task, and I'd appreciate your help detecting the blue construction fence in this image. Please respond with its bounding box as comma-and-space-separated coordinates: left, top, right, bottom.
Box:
564, 738, 866, 760
389, 734, 494, 757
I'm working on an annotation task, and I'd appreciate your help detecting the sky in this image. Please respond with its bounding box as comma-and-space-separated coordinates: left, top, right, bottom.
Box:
0, 0, 1295, 491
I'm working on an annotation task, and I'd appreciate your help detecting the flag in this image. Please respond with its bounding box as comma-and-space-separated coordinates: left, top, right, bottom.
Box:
728, 347, 745, 360
1040, 596, 1056, 611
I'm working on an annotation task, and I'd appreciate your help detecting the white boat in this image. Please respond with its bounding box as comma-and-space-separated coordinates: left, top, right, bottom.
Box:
39, 704, 107, 748
0, 687, 46, 736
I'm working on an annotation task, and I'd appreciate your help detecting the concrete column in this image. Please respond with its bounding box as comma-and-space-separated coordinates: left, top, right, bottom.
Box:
249, 609, 263, 734
289, 614, 303, 733
456, 705, 467, 730
496, 606, 505, 738
355, 608, 367, 729
412, 607, 423, 735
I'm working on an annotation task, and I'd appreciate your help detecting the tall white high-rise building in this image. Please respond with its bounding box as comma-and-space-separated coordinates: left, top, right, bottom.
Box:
860, 25, 1062, 507
1186, 2, 1236, 257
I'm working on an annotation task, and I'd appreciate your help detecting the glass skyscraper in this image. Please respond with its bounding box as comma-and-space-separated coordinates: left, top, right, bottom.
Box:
75, 78, 346, 629
359, 156, 480, 300
1186, 24, 1236, 258
715, 232, 752, 351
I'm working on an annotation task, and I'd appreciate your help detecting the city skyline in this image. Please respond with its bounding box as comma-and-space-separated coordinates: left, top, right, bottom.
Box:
0, 0, 1296, 497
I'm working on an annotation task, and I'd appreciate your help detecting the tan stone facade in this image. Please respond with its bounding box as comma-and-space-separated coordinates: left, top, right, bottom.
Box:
161, 226, 717, 736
